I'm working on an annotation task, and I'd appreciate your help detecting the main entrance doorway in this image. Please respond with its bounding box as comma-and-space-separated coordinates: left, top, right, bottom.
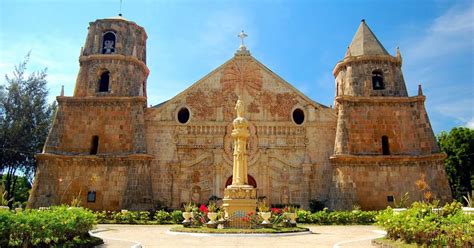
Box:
225, 175, 257, 188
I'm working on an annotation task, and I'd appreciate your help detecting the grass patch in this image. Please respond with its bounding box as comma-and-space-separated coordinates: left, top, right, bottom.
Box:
170, 226, 309, 234
372, 237, 418, 248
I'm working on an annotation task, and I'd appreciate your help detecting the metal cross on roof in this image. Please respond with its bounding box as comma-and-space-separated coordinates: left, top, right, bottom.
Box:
238, 30, 248, 46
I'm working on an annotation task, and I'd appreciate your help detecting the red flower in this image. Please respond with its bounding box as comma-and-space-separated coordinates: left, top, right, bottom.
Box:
271, 208, 282, 214
199, 204, 208, 214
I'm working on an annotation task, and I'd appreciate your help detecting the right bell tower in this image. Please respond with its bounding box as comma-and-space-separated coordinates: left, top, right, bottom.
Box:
329, 20, 451, 210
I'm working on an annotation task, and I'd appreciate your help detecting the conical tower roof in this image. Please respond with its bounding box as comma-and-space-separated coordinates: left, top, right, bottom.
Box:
347, 20, 389, 56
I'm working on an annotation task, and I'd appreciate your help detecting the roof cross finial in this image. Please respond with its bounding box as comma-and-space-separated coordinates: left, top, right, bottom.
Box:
238, 30, 248, 46
119, 0, 123, 16
235, 30, 250, 56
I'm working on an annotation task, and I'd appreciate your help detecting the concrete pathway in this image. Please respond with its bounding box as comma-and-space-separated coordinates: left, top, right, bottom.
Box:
93, 224, 386, 248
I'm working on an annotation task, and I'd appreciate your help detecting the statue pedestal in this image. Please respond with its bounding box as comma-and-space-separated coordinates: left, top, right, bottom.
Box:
222, 185, 257, 228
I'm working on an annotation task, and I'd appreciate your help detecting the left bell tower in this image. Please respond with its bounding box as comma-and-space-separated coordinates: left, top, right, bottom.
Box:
29, 16, 154, 211
74, 17, 148, 97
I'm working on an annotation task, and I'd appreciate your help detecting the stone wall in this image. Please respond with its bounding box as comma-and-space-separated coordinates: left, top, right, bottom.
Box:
44, 97, 147, 155
329, 154, 452, 210
28, 154, 153, 211
334, 96, 439, 156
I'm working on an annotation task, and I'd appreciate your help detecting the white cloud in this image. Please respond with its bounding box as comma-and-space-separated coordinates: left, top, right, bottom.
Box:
404, 3, 474, 62
401, 3, 474, 132
466, 117, 474, 129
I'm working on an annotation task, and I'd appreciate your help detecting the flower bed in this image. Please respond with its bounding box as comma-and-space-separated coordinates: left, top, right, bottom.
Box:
376, 201, 474, 247
0, 206, 101, 247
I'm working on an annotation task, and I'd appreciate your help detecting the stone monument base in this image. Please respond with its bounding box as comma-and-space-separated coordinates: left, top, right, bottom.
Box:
222, 185, 257, 228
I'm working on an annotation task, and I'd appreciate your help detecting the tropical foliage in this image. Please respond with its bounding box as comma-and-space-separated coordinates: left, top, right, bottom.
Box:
0, 53, 55, 207
377, 201, 474, 247
437, 127, 474, 202
0, 206, 101, 247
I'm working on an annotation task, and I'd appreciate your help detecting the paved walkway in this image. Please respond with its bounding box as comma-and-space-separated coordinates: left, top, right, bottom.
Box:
93, 224, 386, 248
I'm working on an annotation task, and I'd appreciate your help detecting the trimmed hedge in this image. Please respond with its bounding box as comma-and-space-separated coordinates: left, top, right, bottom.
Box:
376, 201, 474, 247
296, 209, 377, 225
94, 209, 377, 225
0, 206, 100, 248
95, 209, 183, 224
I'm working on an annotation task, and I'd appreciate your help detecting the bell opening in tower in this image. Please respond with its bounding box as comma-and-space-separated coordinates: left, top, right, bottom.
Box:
102, 31, 116, 54
372, 70, 385, 90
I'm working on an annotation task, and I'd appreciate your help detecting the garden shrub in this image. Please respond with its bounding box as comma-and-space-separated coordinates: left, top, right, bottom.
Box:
171, 210, 184, 223
113, 210, 138, 224
0, 206, 100, 247
154, 210, 172, 224
377, 201, 474, 247
297, 208, 377, 225
138, 211, 151, 223
296, 209, 311, 223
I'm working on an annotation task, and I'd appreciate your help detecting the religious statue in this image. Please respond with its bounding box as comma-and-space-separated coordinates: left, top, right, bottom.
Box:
230, 98, 249, 186
235, 98, 244, 118
191, 186, 201, 204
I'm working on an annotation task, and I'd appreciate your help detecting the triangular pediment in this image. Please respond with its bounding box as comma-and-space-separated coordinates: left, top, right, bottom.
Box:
150, 52, 333, 123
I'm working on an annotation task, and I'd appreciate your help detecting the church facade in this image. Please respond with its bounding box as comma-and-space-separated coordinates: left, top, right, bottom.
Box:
28, 16, 451, 211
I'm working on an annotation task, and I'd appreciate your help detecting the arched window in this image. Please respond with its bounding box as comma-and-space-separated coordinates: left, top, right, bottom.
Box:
102, 31, 116, 54
90, 136, 99, 155
99, 71, 110, 92
372, 70, 385, 90
382, 136, 390, 155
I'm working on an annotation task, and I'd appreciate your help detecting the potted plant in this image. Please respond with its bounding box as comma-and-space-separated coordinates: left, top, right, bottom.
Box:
284, 205, 298, 227
182, 202, 195, 226
206, 202, 218, 228
462, 193, 474, 215
258, 202, 272, 227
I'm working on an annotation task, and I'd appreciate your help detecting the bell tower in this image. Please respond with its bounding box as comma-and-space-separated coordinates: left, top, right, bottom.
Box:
29, 16, 153, 211
74, 16, 148, 97
329, 20, 451, 210
334, 20, 406, 102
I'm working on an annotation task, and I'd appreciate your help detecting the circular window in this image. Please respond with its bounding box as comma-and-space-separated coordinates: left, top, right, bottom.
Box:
292, 108, 305, 125
177, 107, 190, 124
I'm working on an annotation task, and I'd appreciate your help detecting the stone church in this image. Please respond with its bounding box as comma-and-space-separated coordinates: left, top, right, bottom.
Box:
28, 16, 451, 211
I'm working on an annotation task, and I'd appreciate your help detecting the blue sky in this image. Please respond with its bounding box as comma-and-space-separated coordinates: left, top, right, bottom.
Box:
0, 0, 472, 134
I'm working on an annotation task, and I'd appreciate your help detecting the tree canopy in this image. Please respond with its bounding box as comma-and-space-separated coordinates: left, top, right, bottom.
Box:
438, 127, 474, 203
0, 53, 55, 206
